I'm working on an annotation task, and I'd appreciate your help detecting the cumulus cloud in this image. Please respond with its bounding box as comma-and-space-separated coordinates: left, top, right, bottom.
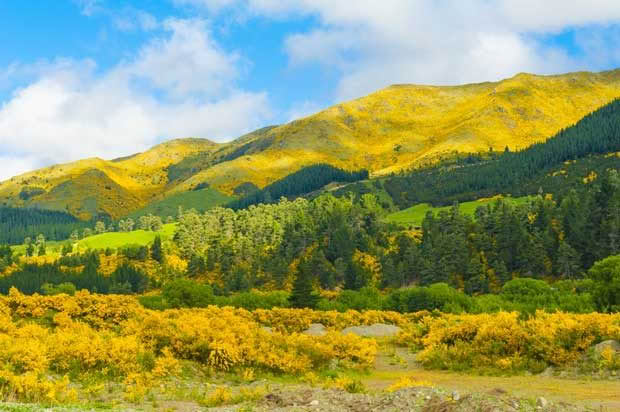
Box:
0, 18, 270, 181
183, 0, 620, 99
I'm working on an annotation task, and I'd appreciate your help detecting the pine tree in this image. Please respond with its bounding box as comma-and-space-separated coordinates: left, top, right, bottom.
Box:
151, 235, 164, 263
289, 270, 319, 308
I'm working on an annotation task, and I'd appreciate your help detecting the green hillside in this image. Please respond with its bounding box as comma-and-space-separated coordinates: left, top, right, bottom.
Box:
385, 196, 532, 227
77, 224, 176, 250
127, 188, 233, 219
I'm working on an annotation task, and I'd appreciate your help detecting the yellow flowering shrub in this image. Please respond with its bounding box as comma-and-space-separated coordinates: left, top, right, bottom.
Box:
386, 375, 433, 392
409, 311, 620, 372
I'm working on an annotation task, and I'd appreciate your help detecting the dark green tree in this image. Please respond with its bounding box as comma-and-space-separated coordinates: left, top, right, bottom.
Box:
288, 270, 319, 308
151, 235, 164, 263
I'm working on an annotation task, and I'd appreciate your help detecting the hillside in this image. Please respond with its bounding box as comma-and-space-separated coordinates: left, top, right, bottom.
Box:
178, 69, 620, 194
333, 97, 620, 211
0, 138, 219, 219
1, 69, 620, 220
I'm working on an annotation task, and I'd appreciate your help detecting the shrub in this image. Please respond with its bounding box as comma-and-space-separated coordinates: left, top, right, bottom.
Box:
385, 283, 473, 313
162, 279, 215, 308
41, 282, 77, 296
588, 255, 620, 312
317, 287, 385, 312
218, 290, 290, 310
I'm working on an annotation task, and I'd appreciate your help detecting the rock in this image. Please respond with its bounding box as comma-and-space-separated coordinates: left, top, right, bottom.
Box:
261, 326, 273, 333
451, 390, 460, 401
309, 400, 319, 406
593, 340, 620, 355
537, 397, 548, 408
303, 323, 327, 336
539, 366, 554, 377
341, 323, 402, 337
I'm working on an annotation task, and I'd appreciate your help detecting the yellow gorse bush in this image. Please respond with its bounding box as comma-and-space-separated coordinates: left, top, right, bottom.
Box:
0, 289, 381, 404
410, 311, 620, 372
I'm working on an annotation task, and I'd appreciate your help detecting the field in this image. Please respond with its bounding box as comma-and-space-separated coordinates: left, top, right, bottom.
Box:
127, 187, 233, 219
385, 196, 532, 226
10, 224, 176, 256
77, 223, 176, 250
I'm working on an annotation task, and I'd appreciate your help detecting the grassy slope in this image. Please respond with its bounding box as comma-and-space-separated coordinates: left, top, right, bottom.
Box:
0, 139, 219, 220
178, 69, 620, 194
386, 196, 532, 226
1, 69, 619, 219
77, 223, 176, 250
126, 187, 233, 219
10, 224, 177, 254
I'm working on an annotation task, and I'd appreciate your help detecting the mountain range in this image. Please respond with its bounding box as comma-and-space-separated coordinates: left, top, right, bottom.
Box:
1, 69, 620, 220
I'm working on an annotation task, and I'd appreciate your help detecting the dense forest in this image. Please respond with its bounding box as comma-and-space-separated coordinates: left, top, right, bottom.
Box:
0, 256, 148, 295
229, 164, 369, 209
0, 206, 88, 245
175, 165, 620, 297
337, 98, 620, 209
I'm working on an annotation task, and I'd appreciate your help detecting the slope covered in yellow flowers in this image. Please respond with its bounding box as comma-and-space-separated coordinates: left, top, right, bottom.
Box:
180, 69, 620, 193
0, 138, 219, 219
1, 69, 619, 219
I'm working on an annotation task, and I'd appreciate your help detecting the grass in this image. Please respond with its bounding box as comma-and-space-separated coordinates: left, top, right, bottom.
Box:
385, 196, 532, 226
127, 187, 233, 219
10, 224, 177, 255
77, 224, 176, 250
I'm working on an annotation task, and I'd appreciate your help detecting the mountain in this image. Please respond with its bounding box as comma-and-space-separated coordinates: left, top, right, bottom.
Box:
0, 138, 218, 220
1, 69, 620, 219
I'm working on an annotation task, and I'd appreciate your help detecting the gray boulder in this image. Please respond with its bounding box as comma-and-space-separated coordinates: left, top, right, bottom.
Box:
593, 340, 620, 355
303, 323, 327, 336
341, 323, 402, 337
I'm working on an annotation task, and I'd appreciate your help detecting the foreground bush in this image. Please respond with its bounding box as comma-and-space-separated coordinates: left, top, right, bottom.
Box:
0, 289, 379, 404
403, 311, 620, 373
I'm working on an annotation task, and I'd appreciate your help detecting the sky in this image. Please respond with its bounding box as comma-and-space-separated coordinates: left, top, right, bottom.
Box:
0, 0, 620, 180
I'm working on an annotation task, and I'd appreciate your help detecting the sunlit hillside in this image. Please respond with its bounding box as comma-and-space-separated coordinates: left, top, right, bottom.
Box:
180, 69, 620, 193
0, 138, 219, 219
1, 69, 619, 219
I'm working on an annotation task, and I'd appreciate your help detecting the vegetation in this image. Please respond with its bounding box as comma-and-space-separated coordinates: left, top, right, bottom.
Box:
385, 195, 531, 227
0, 261, 148, 295
229, 164, 368, 209
172, 161, 620, 297
0, 206, 87, 245
353, 98, 620, 209
402, 310, 620, 374
127, 187, 232, 219
77, 223, 176, 250
0, 291, 378, 404
2, 70, 619, 220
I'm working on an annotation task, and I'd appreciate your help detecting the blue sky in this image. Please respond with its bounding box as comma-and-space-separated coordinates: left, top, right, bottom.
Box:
0, 0, 619, 180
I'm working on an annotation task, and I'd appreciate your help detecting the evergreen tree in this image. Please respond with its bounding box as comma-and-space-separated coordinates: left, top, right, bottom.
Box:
151, 235, 164, 263
289, 270, 319, 308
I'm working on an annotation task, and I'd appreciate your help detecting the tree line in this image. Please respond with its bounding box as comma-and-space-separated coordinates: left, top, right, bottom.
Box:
229, 164, 369, 209
339, 98, 620, 209
0, 206, 88, 245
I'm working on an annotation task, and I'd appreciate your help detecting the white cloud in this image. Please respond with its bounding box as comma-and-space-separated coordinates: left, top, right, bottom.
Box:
184, 0, 620, 99
113, 9, 159, 32
0, 18, 271, 181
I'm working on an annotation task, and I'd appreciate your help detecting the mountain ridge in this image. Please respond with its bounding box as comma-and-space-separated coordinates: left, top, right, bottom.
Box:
1, 68, 620, 219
